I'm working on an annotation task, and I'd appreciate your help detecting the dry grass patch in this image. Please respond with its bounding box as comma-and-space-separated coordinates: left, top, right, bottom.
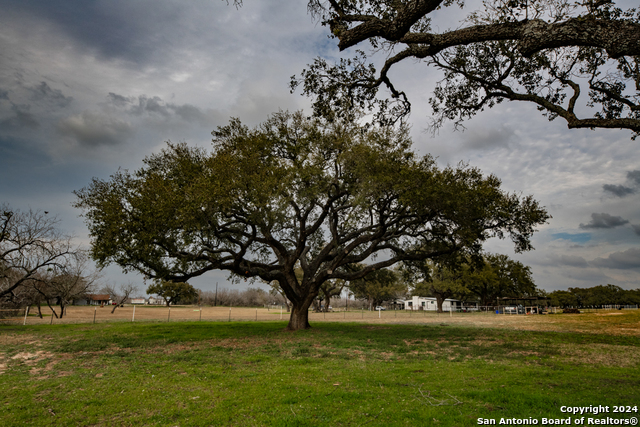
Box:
558, 343, 640, 367
0, 333, 40, 346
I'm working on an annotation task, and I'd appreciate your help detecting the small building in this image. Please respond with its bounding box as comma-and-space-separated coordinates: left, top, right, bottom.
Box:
402, 296, 462, 311
147, 296, 166, 305
77, 294, 112, 306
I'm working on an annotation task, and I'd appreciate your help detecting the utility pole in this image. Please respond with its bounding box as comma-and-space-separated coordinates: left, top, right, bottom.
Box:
214, 282, 218, 307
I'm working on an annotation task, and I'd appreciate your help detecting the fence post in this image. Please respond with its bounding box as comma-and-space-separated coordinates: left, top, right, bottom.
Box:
93, 306, 97, 324
255, 308, 257, 321
168, 306, 171, 322
280, 305, 282, 320
132, 305, 135, 322
199, 306, 202, 321
229, 307, 231, 322
23, 306, 29, 325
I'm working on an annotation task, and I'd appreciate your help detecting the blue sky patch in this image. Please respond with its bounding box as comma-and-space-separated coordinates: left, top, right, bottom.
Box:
551, 232, 592, 244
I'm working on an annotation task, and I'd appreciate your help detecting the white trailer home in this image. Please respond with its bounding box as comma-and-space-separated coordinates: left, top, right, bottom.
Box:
402, 296, 461, 311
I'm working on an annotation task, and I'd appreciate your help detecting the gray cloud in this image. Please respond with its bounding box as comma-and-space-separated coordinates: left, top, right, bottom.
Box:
579, 213, 629, 229
628, 170, 640, 185
0, 90, 8, 100
57, 111, 133, 147
1, 105, 39, 129
602, 184, 635, 197
108, 93, 210, 125
107, 92, 133, 107
462, 125, 514, 150
133, 96, 170, 117
632, 225, 640, 236
556, 255, 589, 268
28, 81, 73, 108
171, 104, 208, 124
590, 248, 640, 270
1, 0, 179, 65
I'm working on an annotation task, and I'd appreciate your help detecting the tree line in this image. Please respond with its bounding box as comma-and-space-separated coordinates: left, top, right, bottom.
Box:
547, 285, 640, 308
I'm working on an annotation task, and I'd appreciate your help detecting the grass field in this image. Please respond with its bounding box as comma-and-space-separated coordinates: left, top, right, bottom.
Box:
1, 309, 639, 426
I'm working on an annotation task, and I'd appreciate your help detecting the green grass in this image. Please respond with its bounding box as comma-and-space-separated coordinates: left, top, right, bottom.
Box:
1, 321, 639, 426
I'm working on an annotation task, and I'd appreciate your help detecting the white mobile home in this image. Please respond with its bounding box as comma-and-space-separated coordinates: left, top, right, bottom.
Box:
402, 296, 461, 311
147, 296, 166, 305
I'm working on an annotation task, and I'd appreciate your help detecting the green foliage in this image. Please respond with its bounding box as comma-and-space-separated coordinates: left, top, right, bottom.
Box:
348, 267, 406, 306
462, 253, 537, 306
549, 284, 640, 307
146, 281, 198, 306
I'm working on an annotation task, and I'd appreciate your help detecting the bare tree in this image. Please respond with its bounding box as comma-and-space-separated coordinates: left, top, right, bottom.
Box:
102, 282, 139, 313
31, 252, 99, 318
1, 205, 77, 303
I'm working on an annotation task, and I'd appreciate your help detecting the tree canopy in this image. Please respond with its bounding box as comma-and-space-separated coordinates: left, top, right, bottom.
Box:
292, 0, 640, 137
460, 253, 537, 305
349, 267, 406, 308
74, 111, 549, 330
147, 281, 198, 307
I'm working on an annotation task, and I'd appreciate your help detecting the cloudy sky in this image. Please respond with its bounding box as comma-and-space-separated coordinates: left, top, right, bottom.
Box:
1, 0, 638, 294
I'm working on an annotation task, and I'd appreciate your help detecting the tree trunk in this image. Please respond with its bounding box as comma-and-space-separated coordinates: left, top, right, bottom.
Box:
46, 299, 58, 318
436, 296, 444, 313
287, 301, 312, 331
323, 295, 331, 312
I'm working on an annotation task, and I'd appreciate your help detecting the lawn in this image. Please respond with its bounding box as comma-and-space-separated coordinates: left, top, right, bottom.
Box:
1, 311, 639, 426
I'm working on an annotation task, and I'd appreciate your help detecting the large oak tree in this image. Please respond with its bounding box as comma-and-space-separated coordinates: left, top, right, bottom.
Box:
74, 112, 548, 330
292, 0, 640, 136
